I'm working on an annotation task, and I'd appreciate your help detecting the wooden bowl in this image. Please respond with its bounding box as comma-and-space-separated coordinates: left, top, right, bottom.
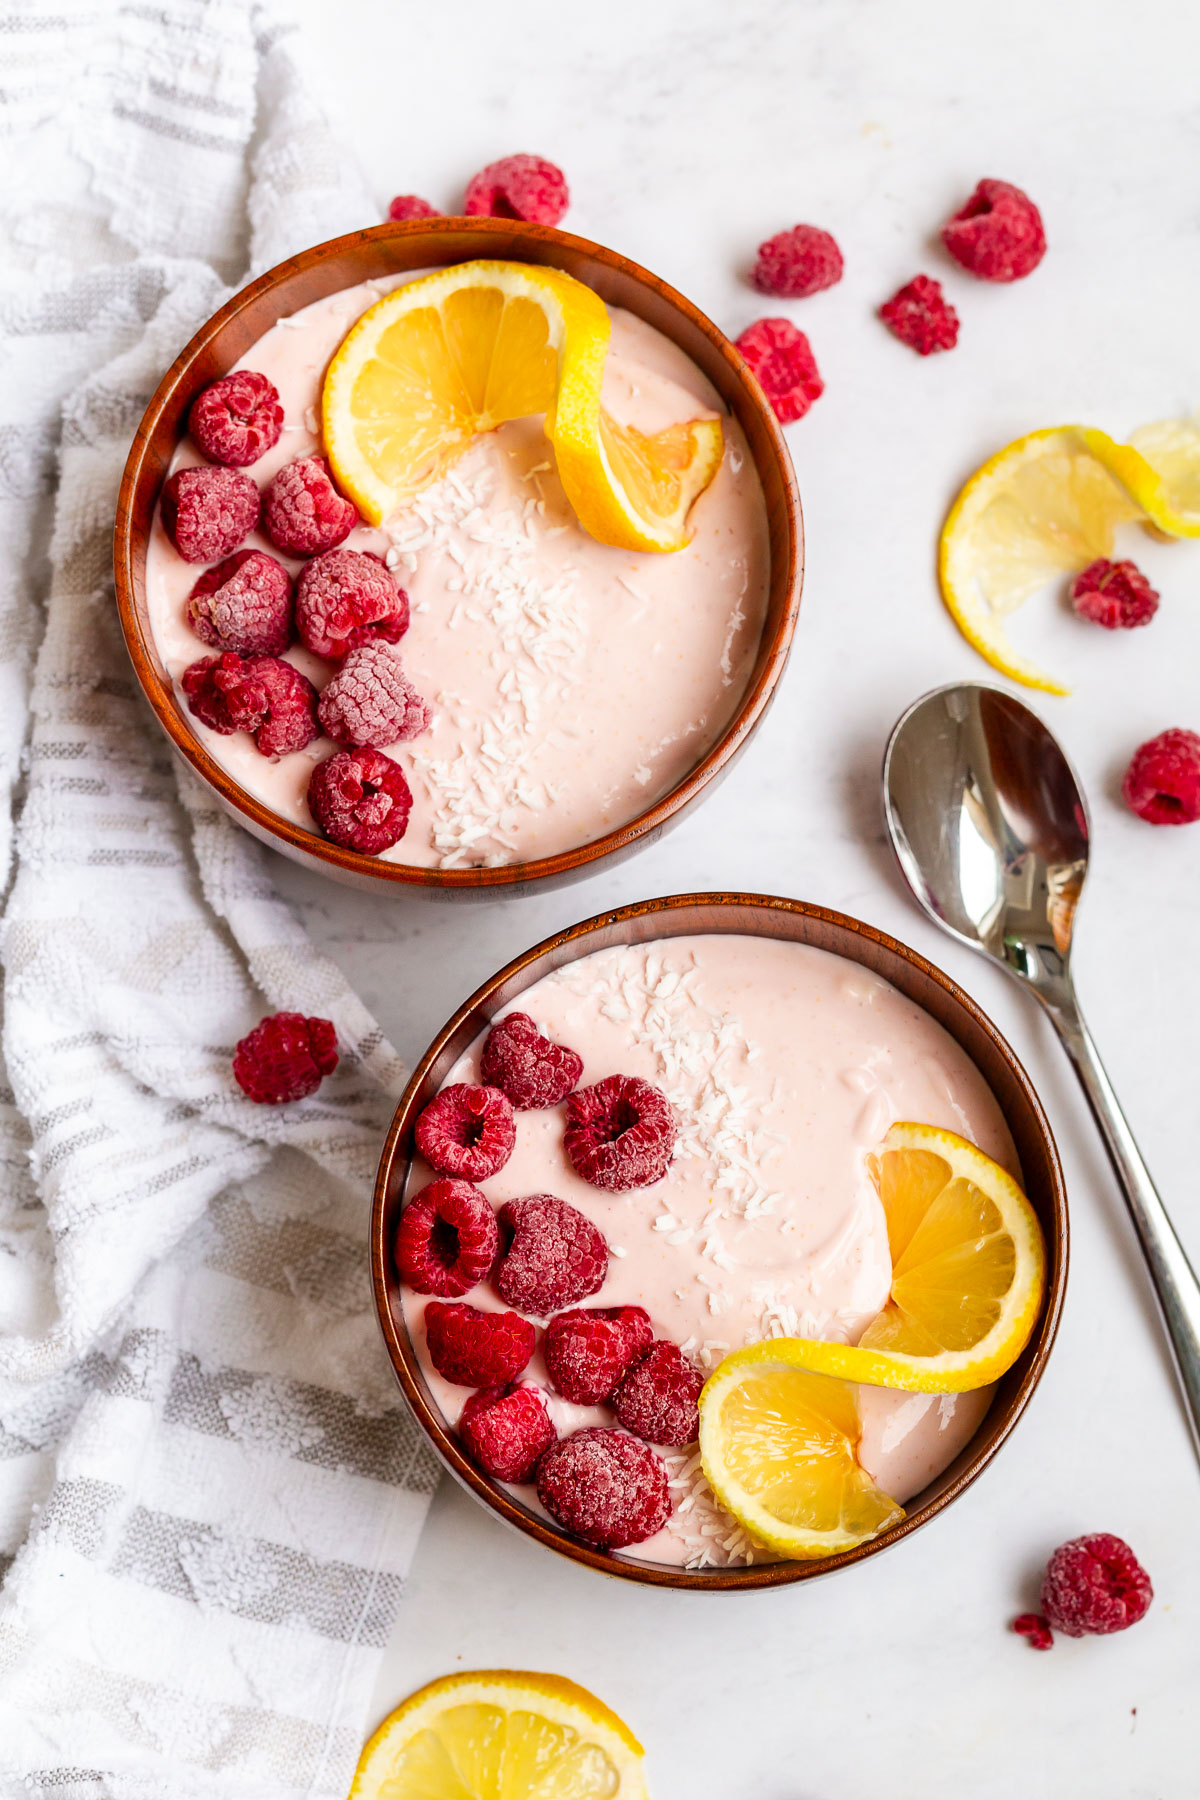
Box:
372, 891, 1068, 1590
113, 219, 803, 897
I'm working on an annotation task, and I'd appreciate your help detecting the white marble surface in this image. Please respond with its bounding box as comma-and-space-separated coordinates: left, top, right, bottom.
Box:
280, 3, 1200, 1792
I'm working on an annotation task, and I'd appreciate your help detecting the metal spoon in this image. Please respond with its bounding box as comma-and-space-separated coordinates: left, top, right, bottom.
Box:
883, 679, 1200, 1461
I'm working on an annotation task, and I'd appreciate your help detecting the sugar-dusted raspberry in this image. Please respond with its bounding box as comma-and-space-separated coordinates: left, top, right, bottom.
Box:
181, 652, 318, 757
1121, 728, 1200, 826
612, 1340, 702, 1446
753, 224, 844, 299
564, 1074, 676, 1191
495, 1195, 608, 1316
317, 641, 430, 747
1012, 1612, 1054, 1650
879, 275, 959, 355
424, 1300, 536, 1388
395, 1178, 499, 1297
296, 549, 410, 661
307, 747, 413, 853
942, 179, 1046, 283
734, 318, 824, 423
388, 194, 441, 221
161, 465, 260, 564
1040, 1534, 1153, 1638
187, 548, 294, 656
189, 370, 284, 467
463, 154, 568, 226
459, 1383, 556, 1482
479, 1011, 584, 1110
543, 1306, 653, 1406
232, 1011, 338, 1104
262, 456, 358, 556
536, 1427, 671, 1549
415, 1083, 516, 1181
1070, 558, 1159, 630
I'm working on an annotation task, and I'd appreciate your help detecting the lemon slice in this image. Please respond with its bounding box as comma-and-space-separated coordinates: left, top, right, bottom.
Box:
322, 259, 723, 552
350, 1670, 651, 1800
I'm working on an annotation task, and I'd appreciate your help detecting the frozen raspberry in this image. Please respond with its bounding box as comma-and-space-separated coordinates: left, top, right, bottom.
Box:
189, 370, 284, 467
612, 1340, 702, 1446
1040, 1534, 1153, 1638
536, 1428, 671, 1549
181, 652, 318, 757
942, 179, 1046, 283
543, 1306, 653, 1406
734, 318, 823, 424
753, 224, 844, 299
263, 456, 358, 556
495, 1195, 608, 1316
415, 1083, 516, 1181
394, 1178, 499, 1297
463, 154, 568, 226
564, 1075, 676, 1191
459, 1383, 556, 1482
307, 747, 413, 853
186, 549, 294, 656
1013, 1613, 1054, 1650
1122, 728, 1200, 826
232, 1011, 338, 1104
1070, 558, 1159, 630
879, 275, 959, 355
296, 549, 410, 661
387, 194, 441, 222
161, 465, 260, 564
317, 641, 430, 747
479, 1011, 584, 1110
424, 1300, 535, 1388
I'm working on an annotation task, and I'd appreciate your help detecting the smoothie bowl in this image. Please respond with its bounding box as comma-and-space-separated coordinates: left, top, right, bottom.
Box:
114, 220, 802, 896
372, 893, 1067, 1590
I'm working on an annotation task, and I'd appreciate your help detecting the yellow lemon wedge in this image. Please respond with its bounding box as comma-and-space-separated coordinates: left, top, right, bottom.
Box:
349, 1670, 651, 1800
322, 259, 723, 552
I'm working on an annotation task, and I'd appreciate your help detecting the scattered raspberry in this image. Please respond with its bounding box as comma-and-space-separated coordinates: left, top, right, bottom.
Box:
394, 1178, 499, 1297
543, 1306, 653, 1406
463, 154, 569, 226
1070, 558, 1159, 630
181, 653, 318, 757
424, 1300, 536, 1388
189, 370, 284, 468
262, 456, 358, 556
495, 1195, 608, 1316
187, 549, 294, 656
564, 1075, 676, 1191
387, 194, 441, 222
459, 1383, 556, 1482
161, 465, 260, 564
536, 1428, 671, 1549
415, 1083, 516, 1181
1121, 728, 1200, 825
612, 1340, 702, 1446
317, 641, 430, 747
942, 179, 1046, 283
753, 224, 844, 299
879, 275, 959, 355
232, 1011, 338, 1104
1040, 1534, 1153, 1638
307, 747, 413, 853
734, 318, 824, 423
1013, 1612, 1054, 1650
479, 1011, 584, 1110
296, 549, 410, 661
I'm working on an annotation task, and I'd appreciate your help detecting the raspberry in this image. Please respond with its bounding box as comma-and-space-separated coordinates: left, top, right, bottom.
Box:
463, 154, 568, 226
495, 1195, 608, 1316
388, 194, 440, 221
1070, 558, 1159, 630
317, 641, 430, 747
394, 1178, 499, 1297
307, 747, 413, 853
232, 1011, 338, 1104
181, 653, 318, 757
262, 456, 358, 556
536, 1428, 671, 1549
189, 370, 284, 468
564, 1075, 676, 1191
479, 1011, 584, 1110
543, 1306, 653, 1406
459, 1383, 556, 1482
612, 1340, 702, 1446
1040, 1534, 1153, 1638
879, 275, 959, 355
186, 549, 294, 656
734, 319, 823, 424
424, 1300, 535, 1388
752, 225, 844, 299
415, 1083, 516, 1181
296, 550, 410, 661
1012, 1613, 1054, 1650
161, 465, 260, 564
942, 179, 1046, 283
1121, 728, 1200, 825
